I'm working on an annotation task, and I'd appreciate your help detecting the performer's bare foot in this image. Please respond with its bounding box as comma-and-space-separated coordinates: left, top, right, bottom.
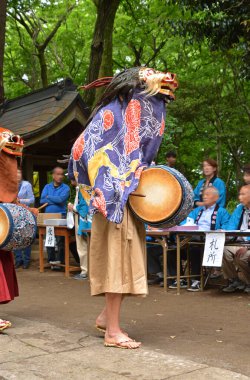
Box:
95, 313, 106, 330
0, 319, 11, 332
95, 315, 128, 336
104, 332, 141, 349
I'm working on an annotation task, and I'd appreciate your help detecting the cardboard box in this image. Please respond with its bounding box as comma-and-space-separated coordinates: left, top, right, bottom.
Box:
37, 213, 62, 225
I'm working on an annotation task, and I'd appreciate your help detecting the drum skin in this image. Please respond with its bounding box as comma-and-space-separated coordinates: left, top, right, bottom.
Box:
128, 165, 193, 228
0, 203, 37, 251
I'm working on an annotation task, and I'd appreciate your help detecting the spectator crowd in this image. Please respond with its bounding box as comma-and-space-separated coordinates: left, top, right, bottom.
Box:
15, 154, 250, 295
14, 166, 91, 282
147, 153, 250, 295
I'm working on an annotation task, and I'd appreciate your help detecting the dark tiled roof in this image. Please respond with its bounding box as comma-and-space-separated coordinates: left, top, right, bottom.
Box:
0, 78, 89, 139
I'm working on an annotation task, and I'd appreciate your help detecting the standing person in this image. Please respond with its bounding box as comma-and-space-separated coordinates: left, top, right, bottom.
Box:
243, 164, 250, 185
165, 151, 177, 168
0, 127, 23, 331
40, 167, 70, 265
193, 158, 226, 208
68, 67, 178, 348
68, 180, 91, 280
14, 168, 35, 269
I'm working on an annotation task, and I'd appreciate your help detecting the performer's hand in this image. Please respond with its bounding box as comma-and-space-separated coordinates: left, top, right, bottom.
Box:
196, 201, 205, 207
68, 203, 74, 212
147, 225, 160, 231
235, 247, 248, 258
30, 207, 39, 217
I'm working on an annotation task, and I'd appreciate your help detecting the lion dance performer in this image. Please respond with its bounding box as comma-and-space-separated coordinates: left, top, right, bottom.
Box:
0, 127, 37, 332
68, 67, 178, 348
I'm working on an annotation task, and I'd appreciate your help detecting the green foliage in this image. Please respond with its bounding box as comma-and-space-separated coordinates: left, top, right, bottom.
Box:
5, 0, 95, 95
226, 199, 239, 214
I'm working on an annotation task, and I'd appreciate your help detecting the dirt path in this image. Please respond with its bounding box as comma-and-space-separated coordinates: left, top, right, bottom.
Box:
2, 267, 250, 377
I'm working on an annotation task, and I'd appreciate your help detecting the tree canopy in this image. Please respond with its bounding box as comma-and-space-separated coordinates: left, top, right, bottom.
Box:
2, 0, 250, 204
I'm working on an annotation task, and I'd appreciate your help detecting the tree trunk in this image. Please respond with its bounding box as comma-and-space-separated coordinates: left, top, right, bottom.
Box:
95, 1, 119, 103
215, 126, 222, 176
0, 0, 7, 103
37, 49, 48, 88
84, 0, 120, 107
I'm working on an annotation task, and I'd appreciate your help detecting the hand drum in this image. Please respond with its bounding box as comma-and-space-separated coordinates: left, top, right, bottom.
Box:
128, 166, 193, 228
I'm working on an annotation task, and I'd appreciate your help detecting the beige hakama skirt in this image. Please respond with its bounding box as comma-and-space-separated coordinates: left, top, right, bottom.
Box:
89, 206, 148, 296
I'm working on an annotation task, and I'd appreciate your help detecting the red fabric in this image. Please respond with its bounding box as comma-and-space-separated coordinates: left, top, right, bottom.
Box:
0, 251, 19, 304
124, 99, 141, 155
79, 77, 113, 90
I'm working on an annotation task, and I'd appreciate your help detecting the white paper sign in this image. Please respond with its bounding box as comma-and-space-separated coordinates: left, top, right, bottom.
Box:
202, 232, 225, 267
45, 226, 55, 247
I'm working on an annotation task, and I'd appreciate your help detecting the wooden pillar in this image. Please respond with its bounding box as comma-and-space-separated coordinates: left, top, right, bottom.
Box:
39, 167, 48, 197
23, 155, 34, 185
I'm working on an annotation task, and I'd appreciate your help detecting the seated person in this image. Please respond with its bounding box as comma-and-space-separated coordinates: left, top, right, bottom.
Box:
182, 186, 230, 291
222, 185, 250, 293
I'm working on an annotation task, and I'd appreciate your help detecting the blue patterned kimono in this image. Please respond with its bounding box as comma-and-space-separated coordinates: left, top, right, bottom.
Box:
68, 90, 166, 224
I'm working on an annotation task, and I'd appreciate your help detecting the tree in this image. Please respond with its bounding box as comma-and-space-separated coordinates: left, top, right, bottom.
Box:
7, 0, 76, 87
84, 0, 121, 107
173, 0, 250, 77
0, 0, 7, 103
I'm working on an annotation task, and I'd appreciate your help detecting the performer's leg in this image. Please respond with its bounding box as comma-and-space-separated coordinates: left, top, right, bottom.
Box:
104, 293, 141, 349
105, 293, 123, 334
96, 295, 127, 331
96, 306, 107, 328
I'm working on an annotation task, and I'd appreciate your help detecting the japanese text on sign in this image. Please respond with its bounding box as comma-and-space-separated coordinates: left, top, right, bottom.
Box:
202, 232, 225, 267
45, 226, 55, 247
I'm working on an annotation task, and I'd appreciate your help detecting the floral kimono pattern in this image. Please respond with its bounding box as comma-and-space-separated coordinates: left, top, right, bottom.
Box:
68, 90, 166, 224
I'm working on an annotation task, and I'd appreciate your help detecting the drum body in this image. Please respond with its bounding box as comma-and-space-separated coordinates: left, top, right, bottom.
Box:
128, 165, 193, 228
0, 203, 36, 251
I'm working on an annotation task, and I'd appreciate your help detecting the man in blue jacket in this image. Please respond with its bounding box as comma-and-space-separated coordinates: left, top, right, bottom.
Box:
222, 185, 250, 293
40, 167, 70, 265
